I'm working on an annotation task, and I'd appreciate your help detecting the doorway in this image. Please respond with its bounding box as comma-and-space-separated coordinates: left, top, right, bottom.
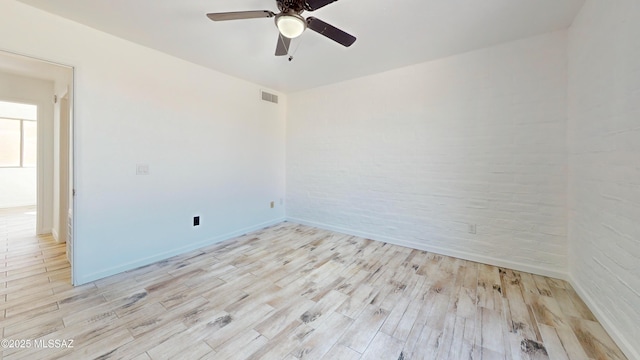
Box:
0, 50, 74, 284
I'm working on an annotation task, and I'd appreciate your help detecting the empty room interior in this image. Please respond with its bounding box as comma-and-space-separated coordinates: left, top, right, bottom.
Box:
0, 0, 638, 359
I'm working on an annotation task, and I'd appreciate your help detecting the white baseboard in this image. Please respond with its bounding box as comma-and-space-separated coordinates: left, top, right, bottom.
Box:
75, 217, 286, 285
0, 202, 37, 209
286, 217, 568, 280
38, 227, 52, 236
568, 275, 640, 360
52, 228, 58, 242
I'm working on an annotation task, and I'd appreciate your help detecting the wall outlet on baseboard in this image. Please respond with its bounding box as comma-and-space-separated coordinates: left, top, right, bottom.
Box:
193, 216, 200, 226
468, 224, 476, 234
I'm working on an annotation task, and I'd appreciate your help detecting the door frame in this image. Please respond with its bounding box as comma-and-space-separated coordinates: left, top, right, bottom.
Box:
0, 49, 76, 284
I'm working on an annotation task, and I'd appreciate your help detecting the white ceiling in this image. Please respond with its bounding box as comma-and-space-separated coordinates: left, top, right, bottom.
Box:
16, 0, 584, 93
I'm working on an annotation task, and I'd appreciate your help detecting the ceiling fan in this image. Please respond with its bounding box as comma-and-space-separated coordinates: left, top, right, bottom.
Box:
206, 0, 356, 57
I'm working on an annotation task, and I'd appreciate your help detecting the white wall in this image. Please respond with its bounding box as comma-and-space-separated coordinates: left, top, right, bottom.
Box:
0, 71, 54, 221
287, 31, 568, 278
0, 0, 286, 284
567, 1, 640, 358
0, 168, 36, 207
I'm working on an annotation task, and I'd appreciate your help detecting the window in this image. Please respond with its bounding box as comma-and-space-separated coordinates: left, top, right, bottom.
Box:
0, 101, 37, 167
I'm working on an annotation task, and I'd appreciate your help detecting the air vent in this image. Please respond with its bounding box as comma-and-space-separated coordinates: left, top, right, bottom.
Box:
261, 90, 278, 104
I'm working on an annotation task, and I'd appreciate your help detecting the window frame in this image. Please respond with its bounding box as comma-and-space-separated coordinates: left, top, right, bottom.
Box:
0, 115, 37, 168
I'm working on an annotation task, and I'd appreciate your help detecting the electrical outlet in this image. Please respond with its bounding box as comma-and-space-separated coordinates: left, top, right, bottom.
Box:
468, 224, 476, 234
193, 216, 200, 226
270, 201, 275, 208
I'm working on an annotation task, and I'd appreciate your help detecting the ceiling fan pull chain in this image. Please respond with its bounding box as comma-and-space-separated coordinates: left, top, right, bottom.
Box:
290, 35, 305, 61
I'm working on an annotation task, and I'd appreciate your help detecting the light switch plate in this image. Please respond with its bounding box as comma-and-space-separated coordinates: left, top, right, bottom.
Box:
136, 164, 149, 175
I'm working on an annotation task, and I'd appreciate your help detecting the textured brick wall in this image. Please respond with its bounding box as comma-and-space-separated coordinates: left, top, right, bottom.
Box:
568, 1, 640, 358
287, 31, 568, 277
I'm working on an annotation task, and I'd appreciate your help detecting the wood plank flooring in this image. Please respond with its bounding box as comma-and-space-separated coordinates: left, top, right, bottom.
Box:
0, 207, 628, 359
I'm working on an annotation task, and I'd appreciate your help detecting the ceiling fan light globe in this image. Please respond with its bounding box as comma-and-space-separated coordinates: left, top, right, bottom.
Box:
277, 14, 306, 38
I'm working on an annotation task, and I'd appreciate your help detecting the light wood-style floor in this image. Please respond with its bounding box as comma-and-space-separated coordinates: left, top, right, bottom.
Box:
0, 207, 627, 360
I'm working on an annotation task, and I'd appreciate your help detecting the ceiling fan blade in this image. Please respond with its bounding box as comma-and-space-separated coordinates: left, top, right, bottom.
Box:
206, 11, 275, 21
305, 0, 339, 11
275, 34, 291, 56
306, 17, 356, 47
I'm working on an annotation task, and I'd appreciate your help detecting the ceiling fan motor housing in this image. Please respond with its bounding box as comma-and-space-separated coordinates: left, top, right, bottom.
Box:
277, 0, 305, 13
